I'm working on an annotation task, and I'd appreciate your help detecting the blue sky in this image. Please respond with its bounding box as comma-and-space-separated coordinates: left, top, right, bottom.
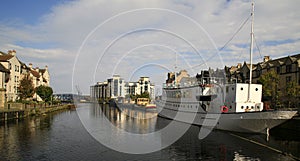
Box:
0, 0, 299, 94
0, 0, 63, 24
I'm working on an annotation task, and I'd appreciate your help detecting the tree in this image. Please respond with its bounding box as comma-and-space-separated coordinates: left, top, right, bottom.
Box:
130, 91, 151, 103
285, 81, 300, 108
35, 85, 53, 102
258, 70, 281, 108
140, 91, 150, 99
18, 74, 35, 101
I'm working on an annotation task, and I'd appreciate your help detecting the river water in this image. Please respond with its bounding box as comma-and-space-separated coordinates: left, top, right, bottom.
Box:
0, 103, 299, 161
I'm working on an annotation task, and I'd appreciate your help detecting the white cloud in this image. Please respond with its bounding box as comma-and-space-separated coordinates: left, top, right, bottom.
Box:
1, 0, 300, 94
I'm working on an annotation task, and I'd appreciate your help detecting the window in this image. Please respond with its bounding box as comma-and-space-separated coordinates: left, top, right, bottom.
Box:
258, 69, 262, 76
286, 65, 292, 73
14, 65, 20, 72
276, 67, 281, 74
246, 72, 250, 78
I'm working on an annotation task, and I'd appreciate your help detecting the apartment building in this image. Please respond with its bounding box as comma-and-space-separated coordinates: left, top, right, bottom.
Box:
225, 54, 300, 95
0, 50, 50, 102
91, 75, 155, 102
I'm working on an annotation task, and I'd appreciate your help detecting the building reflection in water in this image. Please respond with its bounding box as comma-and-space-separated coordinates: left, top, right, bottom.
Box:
91, 104, 157, 134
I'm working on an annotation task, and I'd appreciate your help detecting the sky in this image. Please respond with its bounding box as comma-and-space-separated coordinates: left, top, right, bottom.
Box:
0, 0, 299, 94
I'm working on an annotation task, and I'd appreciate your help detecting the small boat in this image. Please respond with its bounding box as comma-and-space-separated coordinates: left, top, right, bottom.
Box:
117, 97, 157, 112
145, 103, 156, 109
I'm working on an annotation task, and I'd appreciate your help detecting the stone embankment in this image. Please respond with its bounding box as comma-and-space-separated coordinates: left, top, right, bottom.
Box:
0, 104, 75, 121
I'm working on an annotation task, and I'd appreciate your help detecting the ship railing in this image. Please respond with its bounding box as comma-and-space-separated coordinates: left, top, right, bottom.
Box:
198, 77, 225, 86
163, 77, 225, 89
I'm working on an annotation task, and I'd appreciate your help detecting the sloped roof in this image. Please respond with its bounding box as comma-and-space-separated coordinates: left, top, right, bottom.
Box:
256, 53, 299, 70
30, 70, 40, 78
0, 63, 9, 73
0, 54, 13, 61
288, 55, 297, 63
39, 69, 46, 74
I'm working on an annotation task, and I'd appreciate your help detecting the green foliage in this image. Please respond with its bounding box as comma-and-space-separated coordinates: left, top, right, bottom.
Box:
18, 74, 35, 100
285, 81, 300, 108
258, 70, 281, 107
130, 91, 150, 102
35, 85, 53, 102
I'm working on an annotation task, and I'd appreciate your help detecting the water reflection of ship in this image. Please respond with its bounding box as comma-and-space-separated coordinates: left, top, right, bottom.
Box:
155, 120, 299, 161
156, 2, 297, 134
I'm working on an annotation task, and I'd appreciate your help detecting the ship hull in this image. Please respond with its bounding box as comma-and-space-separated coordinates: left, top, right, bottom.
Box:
157, 104, 297, 133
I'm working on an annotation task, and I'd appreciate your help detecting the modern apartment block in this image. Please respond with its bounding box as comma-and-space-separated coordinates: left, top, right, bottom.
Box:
91, 75, 155, 102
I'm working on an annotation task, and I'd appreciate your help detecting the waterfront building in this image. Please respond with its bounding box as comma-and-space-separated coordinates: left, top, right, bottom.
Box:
26, 63, 50, 88
125, 82, 138, 96
225, 54, 300, 105
0, 50, 22, 101
0, 50, 51, 103
108, 75, 125, 98
91, 75, 155, 102
90, 81, 108, 102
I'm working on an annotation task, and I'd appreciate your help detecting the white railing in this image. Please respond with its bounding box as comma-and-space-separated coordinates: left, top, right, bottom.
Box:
163, 77, 225, 89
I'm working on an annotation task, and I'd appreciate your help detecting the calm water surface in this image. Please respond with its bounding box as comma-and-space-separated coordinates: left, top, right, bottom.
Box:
0, 103, 299, 161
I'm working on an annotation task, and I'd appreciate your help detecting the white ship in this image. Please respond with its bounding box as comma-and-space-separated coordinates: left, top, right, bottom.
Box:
156, 2, 297, 134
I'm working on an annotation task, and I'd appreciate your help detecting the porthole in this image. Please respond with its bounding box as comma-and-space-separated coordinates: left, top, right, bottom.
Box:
241, 106, 244, 109
255, 88, 258, 91
246, 106, 249, 109
241, 87, 243, 90
232, 87, 234, 90
257, 106, 260, 109
251, 106, 254, 109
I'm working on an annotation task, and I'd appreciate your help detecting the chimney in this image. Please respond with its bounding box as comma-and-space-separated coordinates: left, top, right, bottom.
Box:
237, 63, 242, 68
8, 50, 16, 56
263, 56, 270, 62
29, 63, 33, 69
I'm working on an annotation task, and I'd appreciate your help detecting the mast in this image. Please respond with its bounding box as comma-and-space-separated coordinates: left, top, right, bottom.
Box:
174, 51, 178, 86
248, 1, 254, 102
249, 2, 254, 84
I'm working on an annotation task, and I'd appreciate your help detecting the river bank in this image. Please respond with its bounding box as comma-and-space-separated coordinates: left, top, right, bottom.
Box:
0, 104, 75, 122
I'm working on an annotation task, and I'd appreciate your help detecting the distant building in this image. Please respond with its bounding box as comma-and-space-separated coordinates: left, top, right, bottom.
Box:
91, 75, 155, 102
108, 75, 125, 98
